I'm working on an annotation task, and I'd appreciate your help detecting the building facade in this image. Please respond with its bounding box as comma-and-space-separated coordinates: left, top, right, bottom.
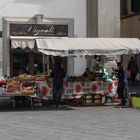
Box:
121, 0, 140, 38
121, 0, 140, 69
0, 0, 86, 75
0, 0, 121, 76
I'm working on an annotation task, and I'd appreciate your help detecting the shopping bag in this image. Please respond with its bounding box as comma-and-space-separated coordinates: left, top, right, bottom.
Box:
135, 73, 140, 81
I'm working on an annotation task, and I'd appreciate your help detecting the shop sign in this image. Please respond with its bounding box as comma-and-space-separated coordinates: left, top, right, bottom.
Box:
68, 49, 89, 55
10, 23, 68, 37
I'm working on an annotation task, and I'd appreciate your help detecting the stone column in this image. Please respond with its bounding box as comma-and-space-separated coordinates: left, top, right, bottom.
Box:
127, 0, 132, 14
87, 0, 120, 37
86, 0, 98, 37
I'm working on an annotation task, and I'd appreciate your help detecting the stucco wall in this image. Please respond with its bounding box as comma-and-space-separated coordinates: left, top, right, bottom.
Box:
121, 14, 140, 69
0, 0, 86, 36
0, 0, 86, 75
121, 14, 140, 38
98, 0, 120, 37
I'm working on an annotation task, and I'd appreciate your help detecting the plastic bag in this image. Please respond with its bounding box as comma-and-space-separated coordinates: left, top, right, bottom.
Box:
135, 73, 140, 81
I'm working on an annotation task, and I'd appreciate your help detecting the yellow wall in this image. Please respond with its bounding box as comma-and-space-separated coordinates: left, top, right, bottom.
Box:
121, 14, 140, 68
121, 14, 140, 38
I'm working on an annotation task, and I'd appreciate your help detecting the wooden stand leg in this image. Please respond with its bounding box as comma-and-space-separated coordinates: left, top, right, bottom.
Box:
30, 97, 33, 109
13, 96, 16, 108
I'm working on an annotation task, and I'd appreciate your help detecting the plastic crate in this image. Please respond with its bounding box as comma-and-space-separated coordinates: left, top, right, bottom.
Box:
132, 97, 140, 108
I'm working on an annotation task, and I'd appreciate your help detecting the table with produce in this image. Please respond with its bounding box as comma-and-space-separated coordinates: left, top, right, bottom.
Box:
0, 74, 118, 106
0, 74, 36, 108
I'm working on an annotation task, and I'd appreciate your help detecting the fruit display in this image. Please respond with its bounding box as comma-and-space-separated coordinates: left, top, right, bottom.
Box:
0, 76, 6, 86
0, 80, 6, 85
35, 75, 47, 81
5, 75, 36, 94
7, 79, 21, 87
19, 74, 31, 79
35, 75, 53, 83
6, 79, 22, 93
21, 88, 34, 94
18, 74, 35, 81
21, 81, 35, 94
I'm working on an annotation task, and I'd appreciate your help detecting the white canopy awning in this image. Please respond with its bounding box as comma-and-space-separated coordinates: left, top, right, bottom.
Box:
36, 38, 140, 56
10, 36, 62, 50
10, 37, 140, 56
10, 36, 36, 49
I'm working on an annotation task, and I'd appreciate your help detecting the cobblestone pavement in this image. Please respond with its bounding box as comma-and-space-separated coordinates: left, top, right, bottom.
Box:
0, 82, 139, 140
0, 103, 139, 140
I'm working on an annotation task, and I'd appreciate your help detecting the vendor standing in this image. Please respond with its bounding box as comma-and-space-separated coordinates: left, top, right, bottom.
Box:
117, 62, 128, 106
82, 68, 93, 79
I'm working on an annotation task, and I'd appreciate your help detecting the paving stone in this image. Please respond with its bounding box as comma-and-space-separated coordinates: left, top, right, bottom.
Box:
0, 105, 139, 140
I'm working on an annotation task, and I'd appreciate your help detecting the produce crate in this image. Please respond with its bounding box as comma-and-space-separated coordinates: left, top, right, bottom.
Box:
81, 93, 105, 106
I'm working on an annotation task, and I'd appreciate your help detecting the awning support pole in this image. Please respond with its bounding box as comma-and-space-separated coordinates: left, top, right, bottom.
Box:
46, 56, 50, 75
42, 54, 45, 75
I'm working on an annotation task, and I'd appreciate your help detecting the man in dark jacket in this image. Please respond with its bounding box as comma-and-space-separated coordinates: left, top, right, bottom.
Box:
50, 61, 66, 107
117, 62, 128, 106
127, 56, 138, 84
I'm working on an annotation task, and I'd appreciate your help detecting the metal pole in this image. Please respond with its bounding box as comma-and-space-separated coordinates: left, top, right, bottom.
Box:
42, 54, 46, 75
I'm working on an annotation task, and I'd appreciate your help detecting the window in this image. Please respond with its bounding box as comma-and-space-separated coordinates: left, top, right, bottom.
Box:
121, 0, 140, 17
121, 0, 128, 16
131, 0, 140, 12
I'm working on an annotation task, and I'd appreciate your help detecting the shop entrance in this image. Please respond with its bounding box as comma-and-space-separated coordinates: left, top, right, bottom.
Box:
10, 47, 67, 77
11, 48, 29, 76
10, 48, 44, 77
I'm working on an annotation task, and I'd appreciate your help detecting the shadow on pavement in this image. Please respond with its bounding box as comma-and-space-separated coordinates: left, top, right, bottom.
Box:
0, 101, 75, 112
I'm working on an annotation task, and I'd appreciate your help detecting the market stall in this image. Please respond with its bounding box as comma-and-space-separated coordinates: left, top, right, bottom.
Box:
5, 37, 140, 106
35, 38, 140, 105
